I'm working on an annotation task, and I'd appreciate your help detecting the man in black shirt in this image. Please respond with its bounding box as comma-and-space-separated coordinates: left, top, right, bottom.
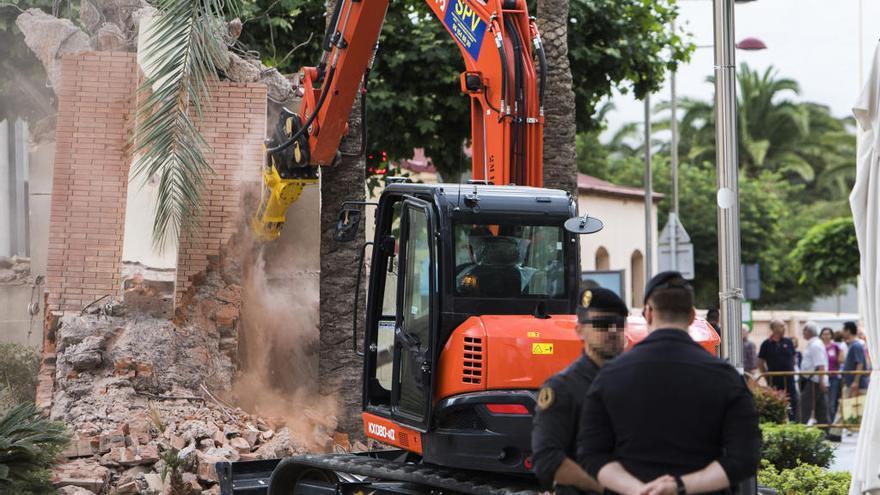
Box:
758, 319, 799, 420
531, 288, 628, 494
578, 271, 760, 495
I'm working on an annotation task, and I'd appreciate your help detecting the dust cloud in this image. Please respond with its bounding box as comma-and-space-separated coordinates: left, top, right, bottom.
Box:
228, 183, 337, 451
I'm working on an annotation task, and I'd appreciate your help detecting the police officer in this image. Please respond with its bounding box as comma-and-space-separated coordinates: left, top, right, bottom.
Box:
577, 272, 760, 495
531, 288, 629, 494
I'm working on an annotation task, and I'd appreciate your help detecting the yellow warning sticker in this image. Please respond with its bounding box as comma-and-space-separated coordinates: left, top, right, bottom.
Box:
527, 331, 541, 338
532, 343, 554, 355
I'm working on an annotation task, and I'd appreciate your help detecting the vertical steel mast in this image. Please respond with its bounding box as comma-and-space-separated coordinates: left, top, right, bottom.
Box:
713, 0, 743, 369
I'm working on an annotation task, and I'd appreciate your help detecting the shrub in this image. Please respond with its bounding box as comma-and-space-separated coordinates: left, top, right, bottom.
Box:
752, 386, 789, 424
0, 403, 69, 494
0, 343, 40, 413
761, 423, 834, 470
758, 459, 851, 495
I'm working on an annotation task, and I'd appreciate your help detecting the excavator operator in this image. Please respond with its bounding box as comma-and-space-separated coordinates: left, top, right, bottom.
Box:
456, 223, 566, 298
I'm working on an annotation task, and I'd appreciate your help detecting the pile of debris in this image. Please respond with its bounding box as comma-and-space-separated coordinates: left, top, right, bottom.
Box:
0, 255, 31, 284
46, 240, 347, 494
52, 380, 337, 494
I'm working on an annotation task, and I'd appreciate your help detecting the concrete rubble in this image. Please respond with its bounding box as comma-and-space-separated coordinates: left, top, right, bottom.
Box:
15, 2, 293, 103
0, 255, 32, 285
47, 239, 342, 494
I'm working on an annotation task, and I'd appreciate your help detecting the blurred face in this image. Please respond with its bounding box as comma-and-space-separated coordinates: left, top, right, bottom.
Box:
820, 329, 833, 344
578, 310, 626, 361
770, 322, 785, 338
741, 325, 750, 340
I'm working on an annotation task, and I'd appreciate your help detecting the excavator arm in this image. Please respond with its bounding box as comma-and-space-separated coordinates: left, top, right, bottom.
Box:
252, 0, 547, 240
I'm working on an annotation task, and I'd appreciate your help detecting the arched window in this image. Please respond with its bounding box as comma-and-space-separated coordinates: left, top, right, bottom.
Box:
631, 250, 645, 308
595, 246, 610, 270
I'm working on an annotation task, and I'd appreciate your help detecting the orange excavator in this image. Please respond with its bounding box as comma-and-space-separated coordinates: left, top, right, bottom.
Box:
221, 0, 720, 492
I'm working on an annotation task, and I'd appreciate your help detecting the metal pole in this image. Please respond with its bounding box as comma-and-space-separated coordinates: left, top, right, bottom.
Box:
644, 95, 654, 279
714, 0, 743, 368
670, 27, 679, 271
671, 21, 680, 218
714, 3, 752, 491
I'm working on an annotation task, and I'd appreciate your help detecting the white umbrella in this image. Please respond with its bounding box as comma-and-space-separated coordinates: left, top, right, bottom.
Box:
849, 41, 880, 495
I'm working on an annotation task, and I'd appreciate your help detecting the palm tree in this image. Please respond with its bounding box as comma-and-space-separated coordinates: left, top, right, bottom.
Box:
537, 0, 577, 196
0, 403, 69, 492
668, 64, 854, 191
133, 0, 237, 247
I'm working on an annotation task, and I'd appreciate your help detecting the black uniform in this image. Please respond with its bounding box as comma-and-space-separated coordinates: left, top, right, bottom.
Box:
577, 328, 761, 493
531, 353, 600, 494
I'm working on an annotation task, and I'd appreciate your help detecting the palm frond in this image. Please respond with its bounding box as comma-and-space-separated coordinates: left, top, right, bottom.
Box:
132, 0, 238, 249
0, 403, 69, 487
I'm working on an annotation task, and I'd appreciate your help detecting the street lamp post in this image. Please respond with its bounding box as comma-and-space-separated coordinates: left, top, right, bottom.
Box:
713, 0, 743, 367
667, 32, 765, 275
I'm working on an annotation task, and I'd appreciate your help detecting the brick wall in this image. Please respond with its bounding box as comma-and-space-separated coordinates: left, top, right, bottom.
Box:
176, 83, 266, 301
47, 52, 267, 312
47, 52, 137, 312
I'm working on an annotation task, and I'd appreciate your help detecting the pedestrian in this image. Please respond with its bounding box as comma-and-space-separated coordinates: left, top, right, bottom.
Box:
820, 327, 843, 422
758, 320, 799, 420
798, 323, 829, 425
843, 321, 870, 397
531, 288, 628, 494
857, 329, 873, 369
742, 324, 757, 375
577, 271, 760, 495
706, 308, 721, 333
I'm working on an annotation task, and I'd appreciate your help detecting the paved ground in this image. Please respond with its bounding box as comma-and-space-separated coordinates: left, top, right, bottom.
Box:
830, 431, 859, 471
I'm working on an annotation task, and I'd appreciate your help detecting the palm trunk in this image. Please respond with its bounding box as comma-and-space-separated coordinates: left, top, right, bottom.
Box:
319, 94, 366, 437
537, 0, 577, 197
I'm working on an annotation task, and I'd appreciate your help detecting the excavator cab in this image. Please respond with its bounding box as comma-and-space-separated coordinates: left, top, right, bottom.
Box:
341, 181, 592, 475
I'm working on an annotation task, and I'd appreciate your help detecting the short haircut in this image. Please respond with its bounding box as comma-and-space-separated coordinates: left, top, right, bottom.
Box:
843, 321, 858, 336
803, 321, 820, 337
648, 281, 694, 323
706, 308, 720, 321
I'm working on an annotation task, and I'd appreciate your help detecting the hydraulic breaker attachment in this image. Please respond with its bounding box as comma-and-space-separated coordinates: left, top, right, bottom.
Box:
251, 108, 319, 241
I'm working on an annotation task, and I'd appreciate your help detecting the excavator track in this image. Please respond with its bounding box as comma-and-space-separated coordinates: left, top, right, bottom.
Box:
217, 451, 542, 495
285, 452, 541, 494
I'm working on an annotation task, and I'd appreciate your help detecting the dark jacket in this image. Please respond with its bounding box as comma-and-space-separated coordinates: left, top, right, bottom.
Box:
577, 329, 760, 490
531, 353, 600, 494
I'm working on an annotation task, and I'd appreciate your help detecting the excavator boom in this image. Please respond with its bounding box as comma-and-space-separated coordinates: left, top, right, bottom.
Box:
251, 0, 546, 240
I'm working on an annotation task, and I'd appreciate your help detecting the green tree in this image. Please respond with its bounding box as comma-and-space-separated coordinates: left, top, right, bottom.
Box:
789, 217, 859, 296
606, 156, 800, 308
672, 64, 855, 191
567, 0, 692, 132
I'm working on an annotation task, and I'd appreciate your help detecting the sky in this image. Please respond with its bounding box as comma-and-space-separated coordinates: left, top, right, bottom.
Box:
603, 0, 880, 137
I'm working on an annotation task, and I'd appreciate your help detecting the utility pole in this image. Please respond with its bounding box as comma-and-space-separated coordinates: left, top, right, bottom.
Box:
644, 95, 653, 279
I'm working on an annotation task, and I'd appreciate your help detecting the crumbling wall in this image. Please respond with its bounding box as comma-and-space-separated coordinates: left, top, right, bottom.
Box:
44, 52, 267, 313
175, 83, 267, 303
46, 52, 137, 313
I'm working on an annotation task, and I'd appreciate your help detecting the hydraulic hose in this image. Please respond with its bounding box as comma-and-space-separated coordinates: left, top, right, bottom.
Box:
535, 36, 547, 109
493, 28, 510, 121
266, 64, 336, 154
317, 0, 345, 78
505, 16, 526, 184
